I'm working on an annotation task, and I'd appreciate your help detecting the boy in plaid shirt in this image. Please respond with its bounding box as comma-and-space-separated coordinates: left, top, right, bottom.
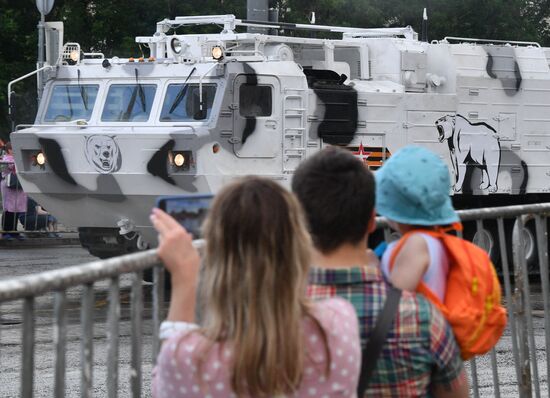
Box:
293, 147, 469, 397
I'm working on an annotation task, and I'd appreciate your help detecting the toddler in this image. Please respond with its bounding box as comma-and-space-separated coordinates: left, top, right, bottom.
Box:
375, 146, 460, 301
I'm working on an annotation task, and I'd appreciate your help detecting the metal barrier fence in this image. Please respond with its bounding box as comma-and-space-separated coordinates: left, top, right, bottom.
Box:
0, 203, 550, 397
0, 249, 167, 398
0, 160, 73, 237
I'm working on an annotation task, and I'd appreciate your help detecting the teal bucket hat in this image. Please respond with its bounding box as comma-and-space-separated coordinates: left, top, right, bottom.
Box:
375, 146, 459, 226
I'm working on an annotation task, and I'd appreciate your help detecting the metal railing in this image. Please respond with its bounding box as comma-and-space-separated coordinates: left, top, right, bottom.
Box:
0, 203, 550, 397
0, 249, 165, 398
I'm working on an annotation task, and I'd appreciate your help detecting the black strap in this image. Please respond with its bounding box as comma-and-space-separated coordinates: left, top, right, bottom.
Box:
357, 286, 402, 397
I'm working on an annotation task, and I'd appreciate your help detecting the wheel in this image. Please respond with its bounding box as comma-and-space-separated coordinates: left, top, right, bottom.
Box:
522, 220, 538, 274
510, 218, 539, 277
78, 227, 147, 259
472, 226, 500, 265
87, 245, 129, 259
463, 220, 501, 265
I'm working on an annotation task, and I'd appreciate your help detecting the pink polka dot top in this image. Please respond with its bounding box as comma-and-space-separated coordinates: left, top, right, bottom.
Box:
152, 298, 360, 397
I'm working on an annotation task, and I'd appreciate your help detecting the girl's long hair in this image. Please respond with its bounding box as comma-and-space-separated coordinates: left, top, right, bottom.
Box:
197, 177, 329, 396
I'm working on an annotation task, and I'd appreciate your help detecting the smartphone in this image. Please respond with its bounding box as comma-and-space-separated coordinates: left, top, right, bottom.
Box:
155, 194, 213, 238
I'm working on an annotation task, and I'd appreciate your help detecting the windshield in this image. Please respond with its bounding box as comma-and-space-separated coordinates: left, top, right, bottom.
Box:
101, 84, 156, 122
160, 84, 216, 122
44, 85, 99, 122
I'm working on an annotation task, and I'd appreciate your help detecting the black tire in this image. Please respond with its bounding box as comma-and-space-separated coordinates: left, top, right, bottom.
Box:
522, 219, 538, 274
78, 227, 146, 259
88, 246, 130, 259
462, 220, 501, 265
503, 218, 538, 277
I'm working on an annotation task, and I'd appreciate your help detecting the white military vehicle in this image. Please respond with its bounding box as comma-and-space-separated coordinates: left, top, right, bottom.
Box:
9, 14, 550, 260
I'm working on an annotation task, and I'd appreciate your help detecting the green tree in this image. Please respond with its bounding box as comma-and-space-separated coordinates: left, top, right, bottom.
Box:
2, 0, 550, 141
0, 0, 41, 140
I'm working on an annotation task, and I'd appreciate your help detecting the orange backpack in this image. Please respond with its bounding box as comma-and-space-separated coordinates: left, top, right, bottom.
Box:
389, 225, 507, 360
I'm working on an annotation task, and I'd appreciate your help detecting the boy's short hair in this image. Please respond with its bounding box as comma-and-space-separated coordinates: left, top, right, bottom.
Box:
292, 146, 375, 253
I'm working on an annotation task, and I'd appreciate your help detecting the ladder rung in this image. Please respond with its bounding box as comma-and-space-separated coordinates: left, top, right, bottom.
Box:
284, 148, 306, 152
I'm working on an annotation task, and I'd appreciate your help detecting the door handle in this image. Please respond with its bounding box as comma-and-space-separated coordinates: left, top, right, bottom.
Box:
265, 119, 277, 129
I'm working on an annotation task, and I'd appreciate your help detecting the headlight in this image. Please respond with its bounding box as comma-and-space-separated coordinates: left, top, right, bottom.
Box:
174, 153, 185, 167
36, 152, 46, 166
31, 150, 46, 169
69, 50, 80, 62
171, 37, 183, 54
211, 46, 224, 60
168, 150, 193, 171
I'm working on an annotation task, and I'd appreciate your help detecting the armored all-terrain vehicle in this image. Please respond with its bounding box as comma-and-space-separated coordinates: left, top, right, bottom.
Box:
9, 14, 550, 261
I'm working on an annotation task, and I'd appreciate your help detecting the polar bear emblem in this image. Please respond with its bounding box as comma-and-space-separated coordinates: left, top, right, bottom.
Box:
435, 114, 500, 193
85, 135, 122, 174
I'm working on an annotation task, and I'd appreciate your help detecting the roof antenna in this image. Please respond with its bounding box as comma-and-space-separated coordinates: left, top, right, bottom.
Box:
422, 8, 428, 42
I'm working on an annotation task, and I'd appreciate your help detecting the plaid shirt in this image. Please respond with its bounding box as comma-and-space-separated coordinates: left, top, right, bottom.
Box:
308, 264, 464, 397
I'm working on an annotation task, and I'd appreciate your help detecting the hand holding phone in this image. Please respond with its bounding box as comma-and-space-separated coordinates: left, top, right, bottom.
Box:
155, 194, 213, 238
152, 194, 212, 284
150, 207, 199, 322
150, 207, 199, 275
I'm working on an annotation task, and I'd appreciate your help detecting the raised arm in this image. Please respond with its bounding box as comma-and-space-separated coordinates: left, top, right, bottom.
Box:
150, 208, 200, 323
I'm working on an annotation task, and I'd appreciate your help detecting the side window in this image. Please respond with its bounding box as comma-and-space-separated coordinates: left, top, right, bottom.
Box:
239, 85, 272, 117
44, 85, 99, 122
160, 84, 216, 122
101, 84, 156, 122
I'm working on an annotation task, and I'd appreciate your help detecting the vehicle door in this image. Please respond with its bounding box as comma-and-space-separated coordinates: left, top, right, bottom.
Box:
232, 74, 281, 159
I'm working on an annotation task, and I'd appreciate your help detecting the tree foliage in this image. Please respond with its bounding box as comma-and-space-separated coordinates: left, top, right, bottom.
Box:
1, 0, 550, 140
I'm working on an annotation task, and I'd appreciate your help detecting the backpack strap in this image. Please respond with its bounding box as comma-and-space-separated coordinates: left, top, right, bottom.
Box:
357, 286, 402, 397
422, 224, 487, 298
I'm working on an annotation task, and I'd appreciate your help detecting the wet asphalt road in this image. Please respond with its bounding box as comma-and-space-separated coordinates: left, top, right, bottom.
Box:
0, 244, 155, 397
0, 245, 548, 397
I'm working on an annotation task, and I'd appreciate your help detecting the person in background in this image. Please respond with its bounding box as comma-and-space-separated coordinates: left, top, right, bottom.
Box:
1, 142, 27, 241
292, 147, 469, 397
18, 197, 59, 237
151, 177, 361, 398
